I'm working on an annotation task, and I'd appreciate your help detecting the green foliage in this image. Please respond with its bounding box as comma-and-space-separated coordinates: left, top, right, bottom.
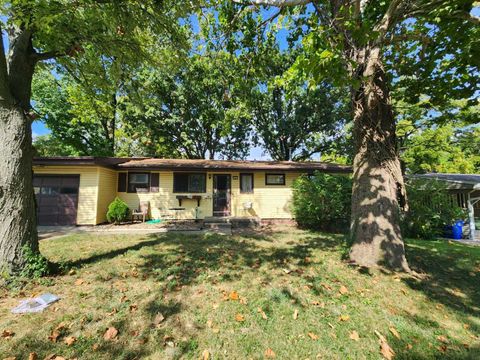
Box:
401, 124, 480, 174
402, 179, 467, 239
291, 173, 352, 232
106, 197, 130, 224
33, 134, 81, 157
19, 245, 50, 278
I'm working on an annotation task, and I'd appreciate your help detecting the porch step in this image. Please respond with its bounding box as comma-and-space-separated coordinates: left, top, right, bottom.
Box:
204, 217, 231, 224
203, 221, 232, 235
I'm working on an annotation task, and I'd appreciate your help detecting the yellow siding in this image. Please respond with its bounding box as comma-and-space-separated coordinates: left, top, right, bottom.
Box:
33, 166, 99, 225
232, 172, 301, 219
33, 166, 305, 223
117, 171, 302, 220
96, 168, 117, 224
117, 172, 213, 220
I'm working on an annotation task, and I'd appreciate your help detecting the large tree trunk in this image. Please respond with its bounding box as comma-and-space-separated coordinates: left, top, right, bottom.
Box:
348, 46, 410, 272
0, 105, 38, 272
0, 26, 39, 273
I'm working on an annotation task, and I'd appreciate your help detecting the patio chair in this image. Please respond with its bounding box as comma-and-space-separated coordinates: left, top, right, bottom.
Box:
132, 201, 149, 222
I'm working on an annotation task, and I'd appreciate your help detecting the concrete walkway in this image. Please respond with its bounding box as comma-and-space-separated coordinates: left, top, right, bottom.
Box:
37, 225, 230, 240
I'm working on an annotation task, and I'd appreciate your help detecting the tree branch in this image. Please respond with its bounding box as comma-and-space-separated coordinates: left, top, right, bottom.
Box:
0, 24, 12, 103
233, 0, 311, 7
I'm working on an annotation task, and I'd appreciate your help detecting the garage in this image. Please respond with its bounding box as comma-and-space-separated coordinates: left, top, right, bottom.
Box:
33, 175, 80, 226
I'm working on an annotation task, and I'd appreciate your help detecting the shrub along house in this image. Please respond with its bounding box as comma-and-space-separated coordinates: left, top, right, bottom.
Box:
32, 157, 351, 226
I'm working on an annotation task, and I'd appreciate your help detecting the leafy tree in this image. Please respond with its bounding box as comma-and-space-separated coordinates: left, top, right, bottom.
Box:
250, 51, 350, 160
401, 125, 479, 174
231, 0, 479, 270
0, 0, 193, 273
124, 52, 252, 159
33, 134, 81, 157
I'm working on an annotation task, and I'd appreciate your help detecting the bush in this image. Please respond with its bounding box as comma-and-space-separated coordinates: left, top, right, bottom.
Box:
20, 245, 51, 278
402, 179, 467, 239
292, 172, 352, 232
106, 197, 130, 224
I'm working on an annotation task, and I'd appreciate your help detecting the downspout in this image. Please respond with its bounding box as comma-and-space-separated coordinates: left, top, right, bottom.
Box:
467, 190, 477, 240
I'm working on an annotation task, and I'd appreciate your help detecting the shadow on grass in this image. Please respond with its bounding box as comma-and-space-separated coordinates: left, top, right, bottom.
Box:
403, 240, 480, 333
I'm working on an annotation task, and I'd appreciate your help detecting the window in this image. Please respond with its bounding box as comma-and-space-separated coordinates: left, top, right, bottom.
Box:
128, 173, 150, 193
174, 173, 206, 193
265, 173, 285, 185
240, 173, 254, 193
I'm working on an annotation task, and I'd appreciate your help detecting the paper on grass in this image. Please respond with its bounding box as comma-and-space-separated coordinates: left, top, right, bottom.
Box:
11, 293, 60, 314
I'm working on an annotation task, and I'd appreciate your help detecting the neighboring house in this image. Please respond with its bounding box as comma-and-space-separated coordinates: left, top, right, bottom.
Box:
412, 173, 480, 240
33, 157, 351, 226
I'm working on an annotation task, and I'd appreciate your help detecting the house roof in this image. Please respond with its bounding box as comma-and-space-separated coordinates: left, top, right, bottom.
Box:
410, 173, 480, 190
33, 157, 352, 173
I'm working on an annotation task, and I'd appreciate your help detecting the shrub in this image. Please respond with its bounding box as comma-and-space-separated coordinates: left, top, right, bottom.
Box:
106, 197, 130, 224
292, 172, 352, 232
20, 245, 51, 278
402, 179, 467, 239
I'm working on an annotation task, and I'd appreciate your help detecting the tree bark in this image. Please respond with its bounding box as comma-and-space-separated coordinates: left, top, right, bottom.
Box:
0, 25, 39, 273
348, 46, 410, 271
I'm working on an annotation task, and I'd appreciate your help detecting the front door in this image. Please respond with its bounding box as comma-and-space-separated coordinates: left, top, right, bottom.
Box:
213, 174, 231, 217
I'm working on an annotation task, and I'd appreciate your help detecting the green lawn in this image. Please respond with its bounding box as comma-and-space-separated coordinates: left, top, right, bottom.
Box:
1, 229, 479, 359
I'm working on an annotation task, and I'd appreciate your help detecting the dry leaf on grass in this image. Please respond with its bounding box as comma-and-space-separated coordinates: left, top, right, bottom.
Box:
1, 330, 15, 339
48, 330, 61, 343
339, 285, 349, 295
257, 307, 268, 320
74, 279, 85, 286
103, 327, 118, 341
308, 332, 319, 340
229, 291, 239, 300
349, 331, 360, 341
437, 335, 449, 344
64, 336, 76, 346
129, 304, 138, 312
339, 315, 350, 322
293, 309, 299, 320
153, 313, 165, 325
28, 353, 38, 360
235, 314, 245, 322
265, 348, 276, 358
202, 349, 210, 360
389, 327, 401, 339
380, 339, 395, 360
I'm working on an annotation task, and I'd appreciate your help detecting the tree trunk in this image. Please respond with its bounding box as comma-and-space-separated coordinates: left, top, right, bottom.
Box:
349, 46, 410, 271
0, 104, 38, 272
0, 25, 39, 273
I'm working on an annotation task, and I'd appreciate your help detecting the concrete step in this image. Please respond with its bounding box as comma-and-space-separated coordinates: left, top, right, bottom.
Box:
203, 221, 232, 235
204, 217, 231, 224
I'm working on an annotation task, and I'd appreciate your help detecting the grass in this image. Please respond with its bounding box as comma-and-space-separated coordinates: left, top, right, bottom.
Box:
1, 228, 480, 359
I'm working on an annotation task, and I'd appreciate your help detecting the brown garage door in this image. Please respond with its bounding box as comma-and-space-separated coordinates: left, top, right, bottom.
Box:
33, 175, 80, 226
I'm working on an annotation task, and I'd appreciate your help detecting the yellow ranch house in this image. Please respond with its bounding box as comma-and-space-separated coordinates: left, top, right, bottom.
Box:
32, 157, 351, 226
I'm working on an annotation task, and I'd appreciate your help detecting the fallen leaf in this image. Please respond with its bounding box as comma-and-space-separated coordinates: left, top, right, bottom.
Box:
92, 343, 100, 351
308, 332, 319, 340
293, 309, 299, 320
380, 339, 395, 360
74, 278, 85, 286
1, 330, 15, 339
235, 314, 245, 322
265, 348, 276, 358
229, 291, 239, 300
257, 307, 268, 320
28, 353, 38, 360
64, 336, 76, 346
438, 345, 448, 353
48, 330, 61, 343
129, 304, 138, 312
405, 344, 413, 350
437, 335, 449, 344
202, 349, 210, 360
350, 331, 360, 341
339, 285, 349, 295
103, 327, 118, 341
107, 308, 117, 316
282, 268, 292, 274
239, 297, 248, 305
389, 326, 401, 339
339, 315, 350, 322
